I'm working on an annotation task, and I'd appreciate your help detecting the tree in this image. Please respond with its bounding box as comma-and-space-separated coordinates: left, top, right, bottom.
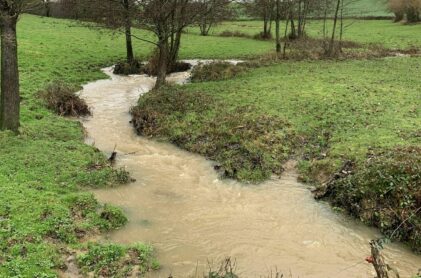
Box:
244, 0, 275, 38
0, 0, 42, 132
198, 0, 232, 36
73, 0, 139, 64
389, 0, 420, 22
275, 0, 281, 53
137, 0, 203, 88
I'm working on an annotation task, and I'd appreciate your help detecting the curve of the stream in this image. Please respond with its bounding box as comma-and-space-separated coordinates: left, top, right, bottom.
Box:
79, 63, 421, 278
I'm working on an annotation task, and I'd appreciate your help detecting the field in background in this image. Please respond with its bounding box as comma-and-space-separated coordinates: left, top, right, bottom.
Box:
189, 20, 421, 49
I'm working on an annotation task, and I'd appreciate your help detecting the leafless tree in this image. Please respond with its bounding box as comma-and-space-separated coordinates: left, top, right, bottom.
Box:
198, 0, 232, 36
73, 0, 140, 64
0, 0, 43, 132
244, 0, 275, 38
136, 0, 204, 88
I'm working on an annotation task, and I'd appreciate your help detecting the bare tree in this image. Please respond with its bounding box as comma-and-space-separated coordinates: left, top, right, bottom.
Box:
0, 0, 42, 132
73, 0, 139, 64
137, 0, 203, 88
198, 0, 232, 36
42, 0, 50, 16
244, 0, 275, 38
275, 0, 281, 53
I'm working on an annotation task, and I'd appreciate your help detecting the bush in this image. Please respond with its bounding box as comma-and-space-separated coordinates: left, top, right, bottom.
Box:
38, 82, 90, 117
253, 32, 273, 40
319, 146, 421, 252
191, 62, 249, 82
113, 60, 142, 75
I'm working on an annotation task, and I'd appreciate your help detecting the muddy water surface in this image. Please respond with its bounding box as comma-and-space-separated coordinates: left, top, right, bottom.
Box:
80, 66, 421, 278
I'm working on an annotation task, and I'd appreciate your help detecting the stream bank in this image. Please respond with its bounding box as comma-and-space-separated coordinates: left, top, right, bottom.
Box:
79, 64, 421, 277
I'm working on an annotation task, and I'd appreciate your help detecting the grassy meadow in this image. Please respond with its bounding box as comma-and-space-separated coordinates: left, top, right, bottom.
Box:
190, 19, 421, 49
0, 12, 420, 276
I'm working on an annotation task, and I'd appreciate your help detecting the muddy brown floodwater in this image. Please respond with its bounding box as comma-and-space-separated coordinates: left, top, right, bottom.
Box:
79, 64, 421, 278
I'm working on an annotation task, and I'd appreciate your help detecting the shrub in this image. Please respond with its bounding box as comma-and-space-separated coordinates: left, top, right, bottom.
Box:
191, 62, 249, 82
320, 146, 421, 252
253, 32, 272, 40
219, 30, 251, 38
38, 82, 90, 117
113, 60, 142, 75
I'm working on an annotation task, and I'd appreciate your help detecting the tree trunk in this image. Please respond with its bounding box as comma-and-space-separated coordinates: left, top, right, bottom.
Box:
328, 0, 341, 56
155, 40, 168, 89
45, 0, 51, 17
168, 30, 182, 72
263, 17, 269, 36
123, 0, 134, 63
0, 16, 20, 132
290, 17, 296, 39
125, 24, 134, 63
275, 0, 281, 53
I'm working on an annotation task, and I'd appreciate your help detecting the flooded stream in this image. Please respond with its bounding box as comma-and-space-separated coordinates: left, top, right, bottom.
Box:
79, 65, 421, 277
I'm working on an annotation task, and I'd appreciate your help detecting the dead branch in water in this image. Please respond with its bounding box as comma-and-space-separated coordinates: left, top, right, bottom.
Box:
368, 240, 400, 278
108, 144, 117, 164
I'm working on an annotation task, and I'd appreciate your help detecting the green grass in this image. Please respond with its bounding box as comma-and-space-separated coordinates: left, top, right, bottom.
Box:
133, 57, 421, 248
1, 12, 421, 275
196, 19, 421, 49
344, 0, 392, 17
1, 14, 276, 276
136, 58, 421, 180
